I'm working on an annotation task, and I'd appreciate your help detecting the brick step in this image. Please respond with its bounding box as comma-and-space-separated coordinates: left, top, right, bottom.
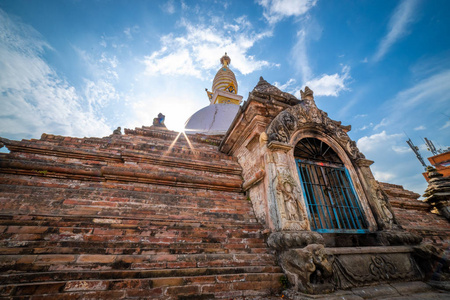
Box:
0, 182, 250, 203
0, 208, 255, 224
1, 227, 266, 242
0, 193, 253, 214
0, 253, 278, 273
0, 214, 265, 231
0, 177, 249, 201
5, 140, 243, 175
0, 209, 258, 225
0, 242, 271, 256
38, 135, 232, 156
0, 270, 283, 299
1, 238, 268, 254
0, 265, 282, 284
9, 135, 237, 161
0, 159, 244, 192
0, 188, 251, 207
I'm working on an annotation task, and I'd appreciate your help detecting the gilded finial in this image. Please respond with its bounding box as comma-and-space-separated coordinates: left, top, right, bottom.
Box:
220, 52, 231, 67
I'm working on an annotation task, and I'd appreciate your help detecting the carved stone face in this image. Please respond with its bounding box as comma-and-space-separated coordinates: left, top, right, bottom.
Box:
284, 182, 293, 193
283, 114, 296, 131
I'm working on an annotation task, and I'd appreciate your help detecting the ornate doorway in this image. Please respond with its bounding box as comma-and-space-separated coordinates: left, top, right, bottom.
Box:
294, 138, 368, 233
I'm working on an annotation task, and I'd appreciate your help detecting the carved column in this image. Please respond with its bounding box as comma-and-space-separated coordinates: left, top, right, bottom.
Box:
355, 158, 397, 231
265, 141, 309, 232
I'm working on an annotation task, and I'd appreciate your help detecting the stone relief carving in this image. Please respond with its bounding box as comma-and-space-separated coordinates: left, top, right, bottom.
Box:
280, 244, 334, 294
277, 173, 301, 221
276, 170, 306, 228
332, 253, 420, 289
265, 89, 365, 160
369, 255, 396, 280
267, 231, 324, 250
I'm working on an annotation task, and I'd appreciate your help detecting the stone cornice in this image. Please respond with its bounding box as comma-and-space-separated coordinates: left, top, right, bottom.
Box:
267, 141, 293, 152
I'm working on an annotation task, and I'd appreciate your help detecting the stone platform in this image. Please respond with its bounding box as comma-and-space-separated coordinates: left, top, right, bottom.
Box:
282, 281, 450, 300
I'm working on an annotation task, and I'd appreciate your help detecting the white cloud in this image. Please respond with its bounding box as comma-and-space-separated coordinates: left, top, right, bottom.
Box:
355, 114, 368, 118
0, 9, 111, 140
161, 0, 176, 14
274, 78, 296, 91
356, 130, 429, 196
373, 0, 419, 62
144, 48, 202, 78
373, 170, 395, 182
381, 69, 450, 134
305, 65, 351, 96
373, 118, 388, 130
291, 29, 312, 83
258, 0, 317, 24
143, 18, 274, 78
392, 145, 411, 154
358, 123, 373, 131
357, 131, 403, 153
414, 125, 426, 131
441, 120, 450, 130
123, 25, 139, 39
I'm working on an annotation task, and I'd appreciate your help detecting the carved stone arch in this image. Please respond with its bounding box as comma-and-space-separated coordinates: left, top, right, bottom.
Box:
290, 128, 355, 170
289, 129, 377, 232
266, 104, 365, 161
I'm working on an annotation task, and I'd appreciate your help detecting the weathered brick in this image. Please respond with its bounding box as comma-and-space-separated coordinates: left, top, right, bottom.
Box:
35, 255, 76, 264
165, 285, 199, 296
77, 255, 116, 263
152, 277, 185, 288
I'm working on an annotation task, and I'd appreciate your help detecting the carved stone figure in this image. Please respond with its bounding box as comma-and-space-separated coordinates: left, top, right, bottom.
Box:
112, 127, 122, 135
282, 112, 296, 131
347, 140, 365, 159
267, 231, 324, 250
276, 171, 302, 221
282, 182, 299, 220
280, 244, 334, 294
153, 113, 166, 127
376, 187, 397, 230
269, 123, 289, 143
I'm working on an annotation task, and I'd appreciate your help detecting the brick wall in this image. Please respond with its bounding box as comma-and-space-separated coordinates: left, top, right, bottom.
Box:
0, 127, 283, 299
380, 182, 450, 249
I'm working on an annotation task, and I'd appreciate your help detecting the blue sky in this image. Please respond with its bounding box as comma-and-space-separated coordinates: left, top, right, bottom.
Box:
1, 0, 449, 196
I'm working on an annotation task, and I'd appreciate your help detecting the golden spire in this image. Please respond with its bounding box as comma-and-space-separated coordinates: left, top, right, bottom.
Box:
205, 53, 243, 105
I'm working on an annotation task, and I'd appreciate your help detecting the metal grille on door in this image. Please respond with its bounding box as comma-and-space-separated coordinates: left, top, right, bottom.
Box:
294, 138, 368, 233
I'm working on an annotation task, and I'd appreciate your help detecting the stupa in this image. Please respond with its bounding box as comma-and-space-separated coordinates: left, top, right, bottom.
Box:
184, 53, 243, 135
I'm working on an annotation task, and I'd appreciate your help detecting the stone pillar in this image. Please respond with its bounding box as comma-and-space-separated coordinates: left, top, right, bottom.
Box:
265, 141, 309, 232
355, 158, 398, 231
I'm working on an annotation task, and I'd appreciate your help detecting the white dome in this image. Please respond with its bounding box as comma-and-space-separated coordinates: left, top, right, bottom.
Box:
184, 104, 240, 135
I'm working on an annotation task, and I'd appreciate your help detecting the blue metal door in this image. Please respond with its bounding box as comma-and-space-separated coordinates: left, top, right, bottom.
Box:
296, 159, 368, 233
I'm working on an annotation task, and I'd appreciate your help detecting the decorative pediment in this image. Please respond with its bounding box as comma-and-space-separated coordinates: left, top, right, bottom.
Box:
252, 77, 300, 106
265, 94, 365, 160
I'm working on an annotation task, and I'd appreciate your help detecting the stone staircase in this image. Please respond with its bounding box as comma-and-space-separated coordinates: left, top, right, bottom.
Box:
0, 127, 283, 299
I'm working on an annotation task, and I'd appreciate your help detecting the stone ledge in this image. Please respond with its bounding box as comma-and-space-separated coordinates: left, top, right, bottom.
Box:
282, 281, 450, 299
